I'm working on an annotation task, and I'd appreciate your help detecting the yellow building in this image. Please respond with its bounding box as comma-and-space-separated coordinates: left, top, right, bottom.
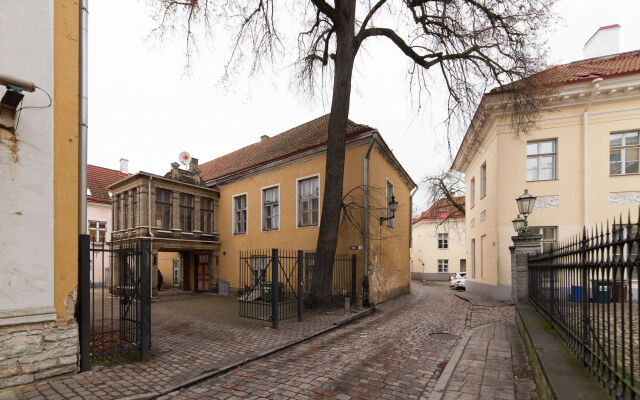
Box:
199, 115, 416, 304
0, 0, 80, 388
452, 38, 640, 299
411, 197, 466, 281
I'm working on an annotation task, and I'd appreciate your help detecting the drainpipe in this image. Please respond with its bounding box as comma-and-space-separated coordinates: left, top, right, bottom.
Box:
409, 187, 418, 251
148, 179, 154, 237
78, 0, 88, 234
363, 131, 378, 277
583, 77, 602, 226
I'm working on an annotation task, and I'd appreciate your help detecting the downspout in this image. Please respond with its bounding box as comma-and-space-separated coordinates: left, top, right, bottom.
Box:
78, 0, 89, 234
363, 131, 378, 278
409, 187, 418, 251
583, 77, 602, 226
148, 179, 154, 237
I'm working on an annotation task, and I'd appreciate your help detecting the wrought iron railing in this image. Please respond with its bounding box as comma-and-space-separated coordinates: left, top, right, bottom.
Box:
528, 212, 639, 399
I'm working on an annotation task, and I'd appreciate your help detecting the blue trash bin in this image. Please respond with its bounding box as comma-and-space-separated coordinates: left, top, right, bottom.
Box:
571, 285, 582, 302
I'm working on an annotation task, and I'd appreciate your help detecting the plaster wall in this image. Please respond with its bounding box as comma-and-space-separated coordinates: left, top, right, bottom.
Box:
87, 202, 112, 285
0, 0, 55, 320
411, 219, 466, 276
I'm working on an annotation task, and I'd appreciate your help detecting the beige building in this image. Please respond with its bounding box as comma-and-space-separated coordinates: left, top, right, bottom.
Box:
452, 30, 640, 300
411, 198, 466, 280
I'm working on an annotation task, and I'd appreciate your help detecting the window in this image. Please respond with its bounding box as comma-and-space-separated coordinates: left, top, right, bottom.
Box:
172, 260, 180, 286
438, 259, 449, 273
179, 193, 194, 232
469, 177, 475, 208
131, 189, 137, 229
201, 197, 214, 233
480, 163, 486, 199
610, 132, 639, 175
298, 176, 319, 227
527, 140, 556, 181
263, 186, 279, 231
89, 221, 107, 243
471, 238, 476, 278
123, 194, 129, 230
155, 188, 172, 229
532, 226, 557, 253
233, 195, 247, 234
114, 198, 120, 230
613, 224, 639, 261
386, 180, 395, 228
438, 233, 449, 249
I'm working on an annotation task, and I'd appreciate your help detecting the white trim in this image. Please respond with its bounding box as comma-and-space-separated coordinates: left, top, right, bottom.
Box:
295, 173, 321, 229
260, 183, 281, 232
231, 192, 248, 236
385, 178, 395, 229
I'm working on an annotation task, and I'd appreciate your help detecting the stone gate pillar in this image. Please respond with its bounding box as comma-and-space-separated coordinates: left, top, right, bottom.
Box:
510, 234, 542, 304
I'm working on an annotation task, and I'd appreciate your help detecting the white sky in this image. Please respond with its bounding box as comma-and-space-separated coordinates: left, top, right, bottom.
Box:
88, 0, 640, 210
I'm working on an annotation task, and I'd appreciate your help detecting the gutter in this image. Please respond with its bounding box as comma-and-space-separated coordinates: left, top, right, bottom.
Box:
409, 187, 418, 251
582, 77, 602, 226
78, 0, 89, 234
363, 131, 378, 277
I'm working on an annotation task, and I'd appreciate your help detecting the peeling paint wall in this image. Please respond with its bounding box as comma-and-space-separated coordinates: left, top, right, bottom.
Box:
0, 0, 56, 319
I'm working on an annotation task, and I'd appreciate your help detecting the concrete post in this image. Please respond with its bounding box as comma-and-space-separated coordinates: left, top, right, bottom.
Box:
510, 234, 542, 304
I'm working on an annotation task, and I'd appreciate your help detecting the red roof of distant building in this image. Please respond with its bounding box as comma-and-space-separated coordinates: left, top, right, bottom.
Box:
199, 114, 373, 182
413, 196, 465, 224
87, 165, 130, 204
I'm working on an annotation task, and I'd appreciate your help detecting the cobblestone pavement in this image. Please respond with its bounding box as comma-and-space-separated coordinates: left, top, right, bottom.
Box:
160, 283, 538, 400
19, 294, 352, 400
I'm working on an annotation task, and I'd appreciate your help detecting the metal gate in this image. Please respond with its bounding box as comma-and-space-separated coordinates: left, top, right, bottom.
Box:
79, 236, 151, 370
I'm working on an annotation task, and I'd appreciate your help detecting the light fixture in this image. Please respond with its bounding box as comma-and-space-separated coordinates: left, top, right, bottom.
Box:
514, 189, 537, 235
512, 216, 525, 234
380, 195, 399, 225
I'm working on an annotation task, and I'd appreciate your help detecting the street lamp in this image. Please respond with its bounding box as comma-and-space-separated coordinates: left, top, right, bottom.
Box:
380, 195, 398, 225
513, 189, 537, 235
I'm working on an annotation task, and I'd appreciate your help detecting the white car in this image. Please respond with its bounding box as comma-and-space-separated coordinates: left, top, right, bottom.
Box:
449, 272, 467, 290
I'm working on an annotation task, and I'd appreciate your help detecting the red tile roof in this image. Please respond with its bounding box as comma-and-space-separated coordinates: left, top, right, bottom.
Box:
199, 114, 373, 182
491, 49, 640, 94
413, 196, 465, 224
87, 165, 130, 203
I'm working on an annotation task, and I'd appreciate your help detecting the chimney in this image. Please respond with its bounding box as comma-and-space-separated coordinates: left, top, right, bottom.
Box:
189, 157, 199, 172
261, 135, 269, 141
119, 158, 129, 174
583, 24, 620, 59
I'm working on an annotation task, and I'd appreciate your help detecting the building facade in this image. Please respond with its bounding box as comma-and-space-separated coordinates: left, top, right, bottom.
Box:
411, 198, 466, 281
453, 40, 640, 300
0, 0, 80, 388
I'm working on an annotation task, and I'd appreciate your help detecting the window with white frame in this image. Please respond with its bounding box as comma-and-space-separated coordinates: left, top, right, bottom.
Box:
233, 194, 247, 234
263, 186, 279, 231
386, 180, 395, 228
89, 221, 107, 243
527, 140, 556, 181
532, 226, 557, 253
469, 177, 475, 208
298, 176, 319, 227
438, 233, 449, 249
172, 259, 180, 286
480, 162, 486, 198
610, 132, 639, 175
437, 259, 449, 273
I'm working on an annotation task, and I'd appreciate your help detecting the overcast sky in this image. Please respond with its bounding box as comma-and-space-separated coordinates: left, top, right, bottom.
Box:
88, 0, 640, 210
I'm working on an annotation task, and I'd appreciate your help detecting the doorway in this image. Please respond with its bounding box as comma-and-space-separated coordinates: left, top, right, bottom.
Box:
195, 254, 210, 292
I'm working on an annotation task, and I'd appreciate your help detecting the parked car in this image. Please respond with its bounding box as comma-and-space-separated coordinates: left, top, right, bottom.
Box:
449, 272, 467, 290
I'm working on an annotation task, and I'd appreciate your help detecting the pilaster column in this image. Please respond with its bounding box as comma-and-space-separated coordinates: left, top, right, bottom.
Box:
193, 196, 201, 232
510, 234, 543, 304
172, 191, 180, 231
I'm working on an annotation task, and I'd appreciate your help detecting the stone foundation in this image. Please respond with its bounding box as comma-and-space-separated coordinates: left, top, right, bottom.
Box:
0, 320, 78, 389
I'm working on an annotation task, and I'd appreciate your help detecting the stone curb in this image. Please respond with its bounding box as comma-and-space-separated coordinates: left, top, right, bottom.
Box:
454, 292, 512, 307
120, 307, 376, 400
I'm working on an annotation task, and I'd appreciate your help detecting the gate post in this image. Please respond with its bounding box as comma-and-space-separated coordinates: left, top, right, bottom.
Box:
297, 250, 303, 322
78, 234, 90, 372
271, 248, 279, 329
351, 254, 357, 305
140, 238, 151, 362
510, 233, 542, 304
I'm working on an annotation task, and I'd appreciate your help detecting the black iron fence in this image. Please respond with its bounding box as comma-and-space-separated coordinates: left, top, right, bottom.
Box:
528, 213, 639, 399
78, 236, 151, 370
239, 249, 357, 328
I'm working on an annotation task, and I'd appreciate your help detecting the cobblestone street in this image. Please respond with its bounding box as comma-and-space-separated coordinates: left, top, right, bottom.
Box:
17, 282, 537, 400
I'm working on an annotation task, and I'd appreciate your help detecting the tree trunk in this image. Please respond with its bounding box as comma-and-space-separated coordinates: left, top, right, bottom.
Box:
312, 1, 356, 306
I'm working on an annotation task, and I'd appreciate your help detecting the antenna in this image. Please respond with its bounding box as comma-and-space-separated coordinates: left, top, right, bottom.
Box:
178, 151, 191, 168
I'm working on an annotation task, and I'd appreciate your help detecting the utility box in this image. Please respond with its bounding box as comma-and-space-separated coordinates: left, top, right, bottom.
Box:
218, 280, 230, 296
591, 280, 612, 303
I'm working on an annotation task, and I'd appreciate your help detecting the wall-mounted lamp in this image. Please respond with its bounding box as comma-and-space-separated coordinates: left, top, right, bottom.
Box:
0, 73, 36, 131
379, 195, 398, 226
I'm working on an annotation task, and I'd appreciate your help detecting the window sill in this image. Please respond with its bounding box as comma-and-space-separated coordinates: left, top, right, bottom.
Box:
297, 224, 319, 229
526, 178, 558, 182
192, 230, 203, 234
155, 229, 172, 234
232, 232, 247, 236
609, 172, 640, 177
182, 232, 195, 235
261, 228, 280, 232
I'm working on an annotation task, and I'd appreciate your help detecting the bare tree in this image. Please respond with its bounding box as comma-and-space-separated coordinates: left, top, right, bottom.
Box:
152, 0, 556, 305
422, 170, 465, 225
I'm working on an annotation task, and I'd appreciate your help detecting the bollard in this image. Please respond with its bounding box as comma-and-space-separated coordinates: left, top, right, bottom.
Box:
356, 295, 363, 309
345, 297, 351, 314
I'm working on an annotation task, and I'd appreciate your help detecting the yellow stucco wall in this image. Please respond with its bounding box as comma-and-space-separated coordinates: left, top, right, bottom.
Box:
215, 141, 413, 303
411, 219, 466, 274
158, 252, 180, 288
54, 0, 79, 321
462, 88, 640, 299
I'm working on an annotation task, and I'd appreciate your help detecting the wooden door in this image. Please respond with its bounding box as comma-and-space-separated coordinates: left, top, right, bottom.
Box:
196, 255, 210, 291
